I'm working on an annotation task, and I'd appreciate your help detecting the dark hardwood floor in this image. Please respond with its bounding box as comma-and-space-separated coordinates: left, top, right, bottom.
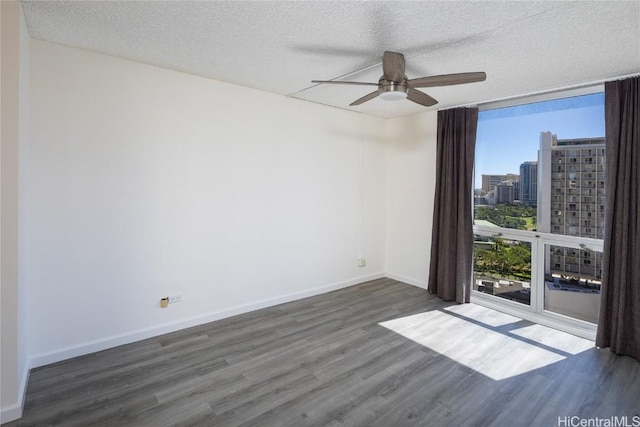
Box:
6, 278, 640, 427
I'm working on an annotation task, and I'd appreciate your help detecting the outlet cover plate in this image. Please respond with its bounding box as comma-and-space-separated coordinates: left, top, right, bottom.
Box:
168, 294, 182, 304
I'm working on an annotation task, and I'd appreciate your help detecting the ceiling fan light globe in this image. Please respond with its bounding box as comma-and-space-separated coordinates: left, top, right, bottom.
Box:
379, 91, 408, 101
378, 79, 409, 102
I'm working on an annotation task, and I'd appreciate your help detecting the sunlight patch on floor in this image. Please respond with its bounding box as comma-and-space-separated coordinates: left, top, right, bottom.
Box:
442, 304, 521, 327
509, 324, 593, 355
379, 304, 591, 381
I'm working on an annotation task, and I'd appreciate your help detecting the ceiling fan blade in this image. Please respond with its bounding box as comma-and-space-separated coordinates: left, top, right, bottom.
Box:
382, 51, 405, 82
408, 72, 486, 88
312, 80, 378, 86
350, 90, 380, 106
407, 88, 438, 107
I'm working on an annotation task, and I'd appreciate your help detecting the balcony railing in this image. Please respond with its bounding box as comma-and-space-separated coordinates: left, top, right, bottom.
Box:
472, 224, 603, 327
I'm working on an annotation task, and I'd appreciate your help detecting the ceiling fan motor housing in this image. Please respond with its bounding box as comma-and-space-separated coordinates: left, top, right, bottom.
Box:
378, 78, 409, 101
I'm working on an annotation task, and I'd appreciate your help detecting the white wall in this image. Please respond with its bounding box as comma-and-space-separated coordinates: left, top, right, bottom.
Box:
1, 1, 30, 422
385, 112, 438, 289
27, 40, 387, 365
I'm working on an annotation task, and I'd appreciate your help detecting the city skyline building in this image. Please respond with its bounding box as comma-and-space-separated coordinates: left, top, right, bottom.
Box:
537, 131, 605, 281
481, 173, 519, 194
519, 161, 538, 205
494, 181, 515, 204
537, 131, 606, 239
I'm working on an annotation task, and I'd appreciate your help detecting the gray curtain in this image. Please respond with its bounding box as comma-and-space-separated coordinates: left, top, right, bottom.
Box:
427, 107, 478, 303
596, 76, 640, 361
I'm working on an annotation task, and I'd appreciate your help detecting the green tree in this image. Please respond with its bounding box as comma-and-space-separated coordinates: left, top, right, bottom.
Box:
474, 238, 532, 281
474, 204, 536, 231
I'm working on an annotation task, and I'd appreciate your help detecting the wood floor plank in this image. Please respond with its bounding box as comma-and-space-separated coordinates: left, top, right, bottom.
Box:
6, 278, 640, 427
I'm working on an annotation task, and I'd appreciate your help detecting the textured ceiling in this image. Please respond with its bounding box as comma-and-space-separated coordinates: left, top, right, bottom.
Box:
21, 1, 640, 119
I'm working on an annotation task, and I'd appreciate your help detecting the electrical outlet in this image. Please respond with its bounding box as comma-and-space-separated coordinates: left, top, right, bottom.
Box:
357, 258, 366, 267
168, 294, 182, 304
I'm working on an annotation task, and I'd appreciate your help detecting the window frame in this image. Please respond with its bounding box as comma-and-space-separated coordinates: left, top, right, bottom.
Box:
471, 85, 605, 341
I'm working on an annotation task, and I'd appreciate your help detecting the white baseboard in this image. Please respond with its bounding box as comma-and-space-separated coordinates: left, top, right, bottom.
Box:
0, 359, 30, 424
30, 272, 385, 369
384, 272, 427, 289
0, 402, 22, 425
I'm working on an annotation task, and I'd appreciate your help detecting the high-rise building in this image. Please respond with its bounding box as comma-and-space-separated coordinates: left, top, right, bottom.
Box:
538, 132, 605, 238
481, 173, 519, 194
519, 161, 538, 204
512, 180, 520, 201
494, 180, 516, 204
538, 131, 605, 280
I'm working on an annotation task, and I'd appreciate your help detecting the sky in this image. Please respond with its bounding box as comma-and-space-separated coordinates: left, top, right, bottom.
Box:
475, 92, 605, 189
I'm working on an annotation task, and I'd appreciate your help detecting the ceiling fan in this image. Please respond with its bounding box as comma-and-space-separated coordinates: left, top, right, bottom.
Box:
312, 51, 486, 107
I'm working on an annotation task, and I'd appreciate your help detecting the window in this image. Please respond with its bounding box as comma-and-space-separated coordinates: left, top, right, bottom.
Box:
472, 90, 605, 338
